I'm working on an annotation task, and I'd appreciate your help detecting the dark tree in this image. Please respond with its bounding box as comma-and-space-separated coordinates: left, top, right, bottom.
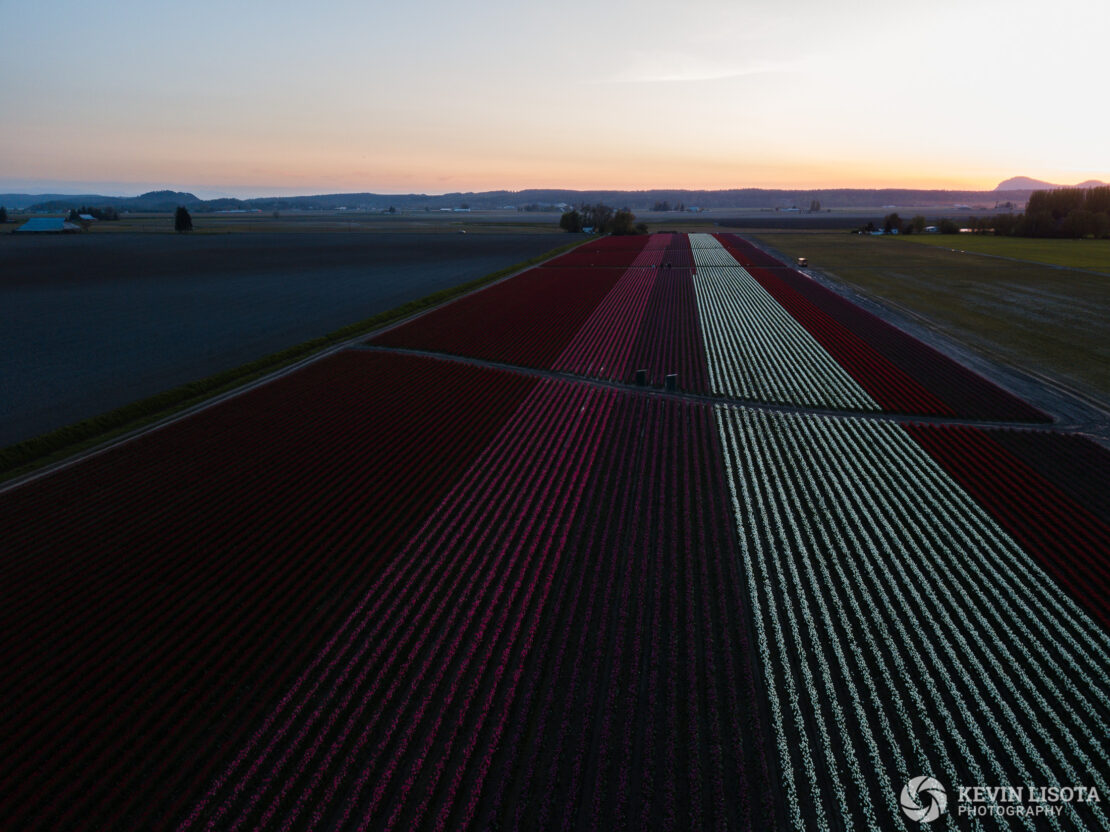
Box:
580, 203, 614, 233
1016, 210, 1056, 237
991, 213, 1018, 236
1060, 209, 1097, 238
1094, 212, 1110, 239
559, 209, 583, 233
609, 208, 638, 235
1085, 186, 1110, 215
0, 206, 9, 223
174, 206, 193, 232
883, 212, 902, 234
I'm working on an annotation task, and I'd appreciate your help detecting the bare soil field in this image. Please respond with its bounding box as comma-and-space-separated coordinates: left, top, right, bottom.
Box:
0, 231, 565, 447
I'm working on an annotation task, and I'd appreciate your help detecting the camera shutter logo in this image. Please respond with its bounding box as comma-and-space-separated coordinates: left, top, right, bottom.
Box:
901, 776, 948, 823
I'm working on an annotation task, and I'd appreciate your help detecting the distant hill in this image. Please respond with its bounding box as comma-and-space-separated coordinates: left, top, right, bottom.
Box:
22, 190, 210, 213
13, 186, 1049, 215
995, 177, 1107, 191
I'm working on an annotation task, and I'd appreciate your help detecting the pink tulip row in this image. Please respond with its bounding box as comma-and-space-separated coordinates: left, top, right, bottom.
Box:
370, 235, 709, 394
552, 265, 660, 380
550, 235, 709, 394
190, 387, 778, 831
0, 351, 540, 832
625, 262, 709, 392
271, 379, 603, 829
174, 377, 617, 830
473, 395, 774, 830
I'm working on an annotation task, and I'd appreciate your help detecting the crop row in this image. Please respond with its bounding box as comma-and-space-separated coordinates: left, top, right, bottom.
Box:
179, 386, 778, 831
553, 262, 662, 380
906, 424, 1110, 630
544, 235, 650, 268
716, 405, 1110, 830
371, 233, 1045, 421
714, 233, 1049, 421
369, 265, 623, 369
738, 264, 955, 415
0, 352, 538, 832
708, 233, 786, 269
621, 267, 708, 392
691, 235, 878, 410
986, 428, 1110, 520
552, 233, 707, 391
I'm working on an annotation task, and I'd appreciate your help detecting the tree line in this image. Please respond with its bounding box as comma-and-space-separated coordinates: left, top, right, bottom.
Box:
560, 203, 647, 235
66, 206, 121, 221
874, 187, 1110, 238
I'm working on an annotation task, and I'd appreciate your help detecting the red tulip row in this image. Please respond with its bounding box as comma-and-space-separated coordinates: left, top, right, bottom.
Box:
742, 261, 954, 415
0, 351, 538, 832
179, 378, 619, 830
369, 264, 624, 369
712, 233, 1049, 421
169, 386, 777, 831
988, 429, 1110, 520
544, 235, 650, 268
623, 261, 709, 392
550, 235, 708, 392
708, 234, 784, 269
552, 265, 659, 380
905, 423, 1110, 629
478, 395, 773, 831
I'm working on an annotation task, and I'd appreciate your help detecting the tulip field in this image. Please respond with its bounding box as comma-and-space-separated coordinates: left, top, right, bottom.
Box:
1, 232, 1107, 830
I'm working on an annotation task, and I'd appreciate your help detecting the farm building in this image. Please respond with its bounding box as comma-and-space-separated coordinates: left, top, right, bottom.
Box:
15, 217, 82, 233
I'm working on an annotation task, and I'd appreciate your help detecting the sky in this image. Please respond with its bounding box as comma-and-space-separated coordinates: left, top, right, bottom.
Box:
1, 0, 1107, 198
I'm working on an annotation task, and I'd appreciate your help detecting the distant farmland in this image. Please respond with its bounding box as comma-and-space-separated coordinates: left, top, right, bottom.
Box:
0, 231, 563, 446
1, 233, 1107, 831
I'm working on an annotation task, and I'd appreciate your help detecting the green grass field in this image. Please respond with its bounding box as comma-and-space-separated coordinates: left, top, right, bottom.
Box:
748, 231, 1110, 402
899, 233, 1110, 272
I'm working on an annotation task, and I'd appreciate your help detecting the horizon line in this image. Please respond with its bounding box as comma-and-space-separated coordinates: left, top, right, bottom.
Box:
4, 179, 1103, 202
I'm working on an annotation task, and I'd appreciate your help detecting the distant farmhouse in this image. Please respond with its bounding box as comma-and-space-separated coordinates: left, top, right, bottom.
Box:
15, 217, 82, 233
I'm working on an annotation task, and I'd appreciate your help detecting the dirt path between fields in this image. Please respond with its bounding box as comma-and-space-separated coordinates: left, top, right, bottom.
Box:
352, 343, 1099, 435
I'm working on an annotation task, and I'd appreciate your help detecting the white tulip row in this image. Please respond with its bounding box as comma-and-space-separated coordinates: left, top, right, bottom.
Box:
688, 234, 727, 248
688, 234, 879, 411
715, 404, 1110, 831
686, 243, 739, 266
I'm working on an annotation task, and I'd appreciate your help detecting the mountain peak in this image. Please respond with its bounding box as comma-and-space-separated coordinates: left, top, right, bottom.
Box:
138, 189, 200, 202
995, 176, 1107, 192
995, 177, 1056, 191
